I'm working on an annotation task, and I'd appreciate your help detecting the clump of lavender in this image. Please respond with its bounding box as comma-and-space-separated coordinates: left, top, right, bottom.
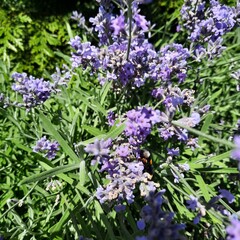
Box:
0, 93, 10, 108
124, 106, 161, 146
71, 11, 86, 28
226, 215, 240, 240
180, 0, 238, 59
151, 84, 202, 157
85, 137, 159, 207
12, 73, 54, 108
186, 189, 234, 224
186, 195, 206, 224
33, 136, 59, 160
136, 190, 186, 240
70, 0, 190, 88
149, 44, 190, 83
11, 69, 71, 109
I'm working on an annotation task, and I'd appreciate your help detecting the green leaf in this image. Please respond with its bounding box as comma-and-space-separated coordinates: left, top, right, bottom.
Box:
20, 163, 80, 184
198, 113, 213, 145
209, 89, 222, 103
196, 168, 239, 174
39, 112, 80, 163
79, 160, 86, 186
195, 175, 211, 202
82, 125, 106, 137
78, 122, 125, 146
172, 120, 235, 148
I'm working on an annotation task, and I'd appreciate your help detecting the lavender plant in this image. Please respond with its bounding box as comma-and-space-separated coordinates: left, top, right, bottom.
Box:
1, 0, 240, 239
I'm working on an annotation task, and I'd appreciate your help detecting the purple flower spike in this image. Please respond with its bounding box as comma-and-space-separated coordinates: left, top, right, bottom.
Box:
12, 72, 54, 108
116, 145, 129, 157
84, 139, 111, 156
231, 136, 240, 162
218, 189, 235, 204
137, 191, 185, 240
137, 219, 146, 230
226, 216, 240, 240
33, 136, 59, 160
111, 15, 125, 35
186, 195, 199, 211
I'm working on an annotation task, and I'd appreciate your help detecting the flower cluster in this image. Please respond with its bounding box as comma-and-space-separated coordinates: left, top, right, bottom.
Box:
85, 138, 159, 207
124, 106, 161, 145
136, 190, 186, 240
151, 84, 201, 156
0, 93, 10, 108
12, 73, 55, 108
226, 216, 240, 240
170, 163, 190, 183
70, 1, 190, 88
11, 69, 71, 109
33, 136, 59, 160
71, 11, 86, 28
152, 85, 195, 115
186, 189, 234, 224
180, 0, 238, 59
149, 44, 190, 83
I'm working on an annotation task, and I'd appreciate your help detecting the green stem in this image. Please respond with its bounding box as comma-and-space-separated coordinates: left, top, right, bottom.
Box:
126, 0, 132, 60
172, 120, 235, 148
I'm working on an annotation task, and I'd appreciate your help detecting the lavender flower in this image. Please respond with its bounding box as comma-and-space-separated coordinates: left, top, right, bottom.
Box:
137, 190, 186, 240
107, 111, 116, 126
176, 112, 200, 128
231, 136, 240, 169
111, 14, 125, 35
12, 73, 54, 108
85, 136, 159, 206
171, 163, 190, 183
51, 66, 71, 88
124, 107, 161, 145
218, 189, 235, 204
33, 136, 59, 160
152, 86, 195, 115
226, 216, 240, 240
186, 195, 206, 224
0, 93, 10, 108
150, 44, 190, 83
181, 0, 238, 59
70, 1, 190, 88
71, 11, 86, 28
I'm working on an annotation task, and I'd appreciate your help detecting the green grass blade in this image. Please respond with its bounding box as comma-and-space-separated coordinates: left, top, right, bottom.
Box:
39, 112, 80, 163
195, 175, 211, 202
20, 163, 80, 184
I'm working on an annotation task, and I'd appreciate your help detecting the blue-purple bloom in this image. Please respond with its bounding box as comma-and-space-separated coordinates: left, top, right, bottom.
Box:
111, 14, 125, 35
33, 136, 59, 160
231, 136, 240, 163
186, 195, 206, 224
85, 136, 159, 206
137, 190, 186, 240
218, 189, 235, 204
181, 0, 238, 60
124, 107, 161, 145
226, 216, 240, 240
71, 11, 86, 28
12, 73, 54, 108
70, 1, 191, 89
